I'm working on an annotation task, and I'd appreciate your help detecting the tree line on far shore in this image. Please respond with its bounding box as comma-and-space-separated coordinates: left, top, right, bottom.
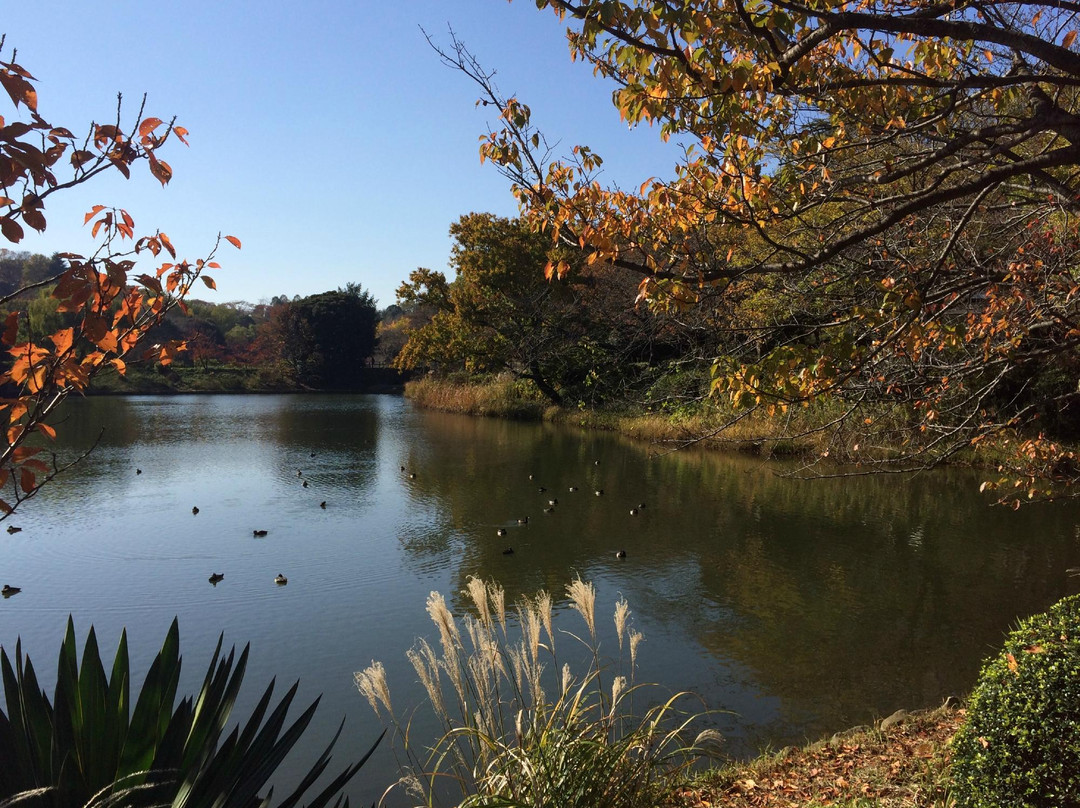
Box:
0, 248, 381, 390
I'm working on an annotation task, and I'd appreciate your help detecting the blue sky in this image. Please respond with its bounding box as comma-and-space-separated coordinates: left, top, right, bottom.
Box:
4, 1, 679, 309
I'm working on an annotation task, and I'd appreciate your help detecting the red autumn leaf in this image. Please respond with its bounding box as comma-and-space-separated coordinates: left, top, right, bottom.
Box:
224, 235, 242, 249
1, 216, 24, 243
138, 117, 163, 137
22, 209, 45, 232
159, 231, 176, 258
0, 72, 37, 112
201, 276, 217, 290
19, 467, 35, 494
148, 155, 172, 187
1, 312, 18, 345
36, 422, 56, 440
173, 125, 189, 145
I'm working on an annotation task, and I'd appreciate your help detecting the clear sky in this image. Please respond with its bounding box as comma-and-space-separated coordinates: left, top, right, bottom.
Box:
3, 1, 679, 309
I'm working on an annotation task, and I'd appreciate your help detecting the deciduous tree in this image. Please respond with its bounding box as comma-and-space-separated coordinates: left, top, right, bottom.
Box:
440, 0, 1080, 503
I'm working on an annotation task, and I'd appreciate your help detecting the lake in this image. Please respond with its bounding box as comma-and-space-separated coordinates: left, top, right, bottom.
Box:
1, 393, 1079, 806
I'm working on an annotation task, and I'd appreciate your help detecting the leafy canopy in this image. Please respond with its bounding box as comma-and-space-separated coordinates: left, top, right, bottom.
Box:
448, 0, 1080, 502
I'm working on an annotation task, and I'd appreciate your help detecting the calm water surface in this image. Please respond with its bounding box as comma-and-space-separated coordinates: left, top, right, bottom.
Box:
2, 394, 1080, 805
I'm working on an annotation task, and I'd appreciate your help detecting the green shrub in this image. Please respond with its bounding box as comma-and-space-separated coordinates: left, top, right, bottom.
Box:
951, 594, 1080, 807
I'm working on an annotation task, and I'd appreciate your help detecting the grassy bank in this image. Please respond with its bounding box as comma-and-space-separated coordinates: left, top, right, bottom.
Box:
87, 364, 408, 394
403, 374, 1036, 473
404, 374, 849, 459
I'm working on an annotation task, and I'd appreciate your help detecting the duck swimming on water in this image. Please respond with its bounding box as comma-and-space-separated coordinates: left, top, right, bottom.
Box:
274, 573, 288, 585
209, 573, 224, 584
2, 584, 21, 597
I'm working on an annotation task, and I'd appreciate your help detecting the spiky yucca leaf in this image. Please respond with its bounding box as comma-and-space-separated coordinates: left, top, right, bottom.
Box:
0, 618, 378, 808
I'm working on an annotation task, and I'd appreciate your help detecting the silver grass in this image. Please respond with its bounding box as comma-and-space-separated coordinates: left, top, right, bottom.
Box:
489, 580, 507, 632
408, 640, 446, 721
614, 596, 630, 651
426, 590, 461, 656
630, 630, 645, 670
567, 577, 597, 640
611, 675, 628, 715
535, 590, 554, 647
466, 575, 491, 629
354, 660, 392, 718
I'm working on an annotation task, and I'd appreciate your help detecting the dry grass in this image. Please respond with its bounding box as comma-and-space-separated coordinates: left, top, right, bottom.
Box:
669, 704, 963, 808
404, 375, 547, 419
357, 578, 713, 808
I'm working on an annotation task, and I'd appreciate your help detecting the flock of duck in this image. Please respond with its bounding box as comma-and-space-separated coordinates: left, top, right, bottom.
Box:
202, 454, 329, 588
1, 453, 644, 599
401, 460, 642, 560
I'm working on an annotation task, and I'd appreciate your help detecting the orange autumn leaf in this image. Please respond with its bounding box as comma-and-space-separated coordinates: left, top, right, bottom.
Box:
50, 327, 74, 355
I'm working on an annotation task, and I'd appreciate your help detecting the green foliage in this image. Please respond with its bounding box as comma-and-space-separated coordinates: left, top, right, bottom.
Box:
951, 595, 1080, 807
0, 617, 381, 808
356, 577, 719, 808
277, 287, 378, 389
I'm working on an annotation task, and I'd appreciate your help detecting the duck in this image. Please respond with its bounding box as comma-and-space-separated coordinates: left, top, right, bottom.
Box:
543, 507, 555, 514
595, 489, 604, 497
208, 572, 224, 584
320, 501, 327, 508
302, 480, 309, 488
615, 550, 627, 559
517, 517, 529, 525
136, 468, 142, 475
502, 547, 514, 555
528, 474, 535, 480
548, 498, 558, 506
2, 584, 20, 597
6, 525, 22, 534
274, 573, 288, 585
497, 528, 507, 537
192, 506, 200, 515
538, 486, 547, 493
253, 529, 268, 537
629, 508, 639, 516
569, 486, 578, 493
409, 473, 416, 479
298, 470, 303, 477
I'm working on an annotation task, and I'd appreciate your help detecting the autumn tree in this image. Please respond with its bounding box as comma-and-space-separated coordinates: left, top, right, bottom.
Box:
0, 40, 237, 517
395, 213, 602, 405
438, 1, 1080, 502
